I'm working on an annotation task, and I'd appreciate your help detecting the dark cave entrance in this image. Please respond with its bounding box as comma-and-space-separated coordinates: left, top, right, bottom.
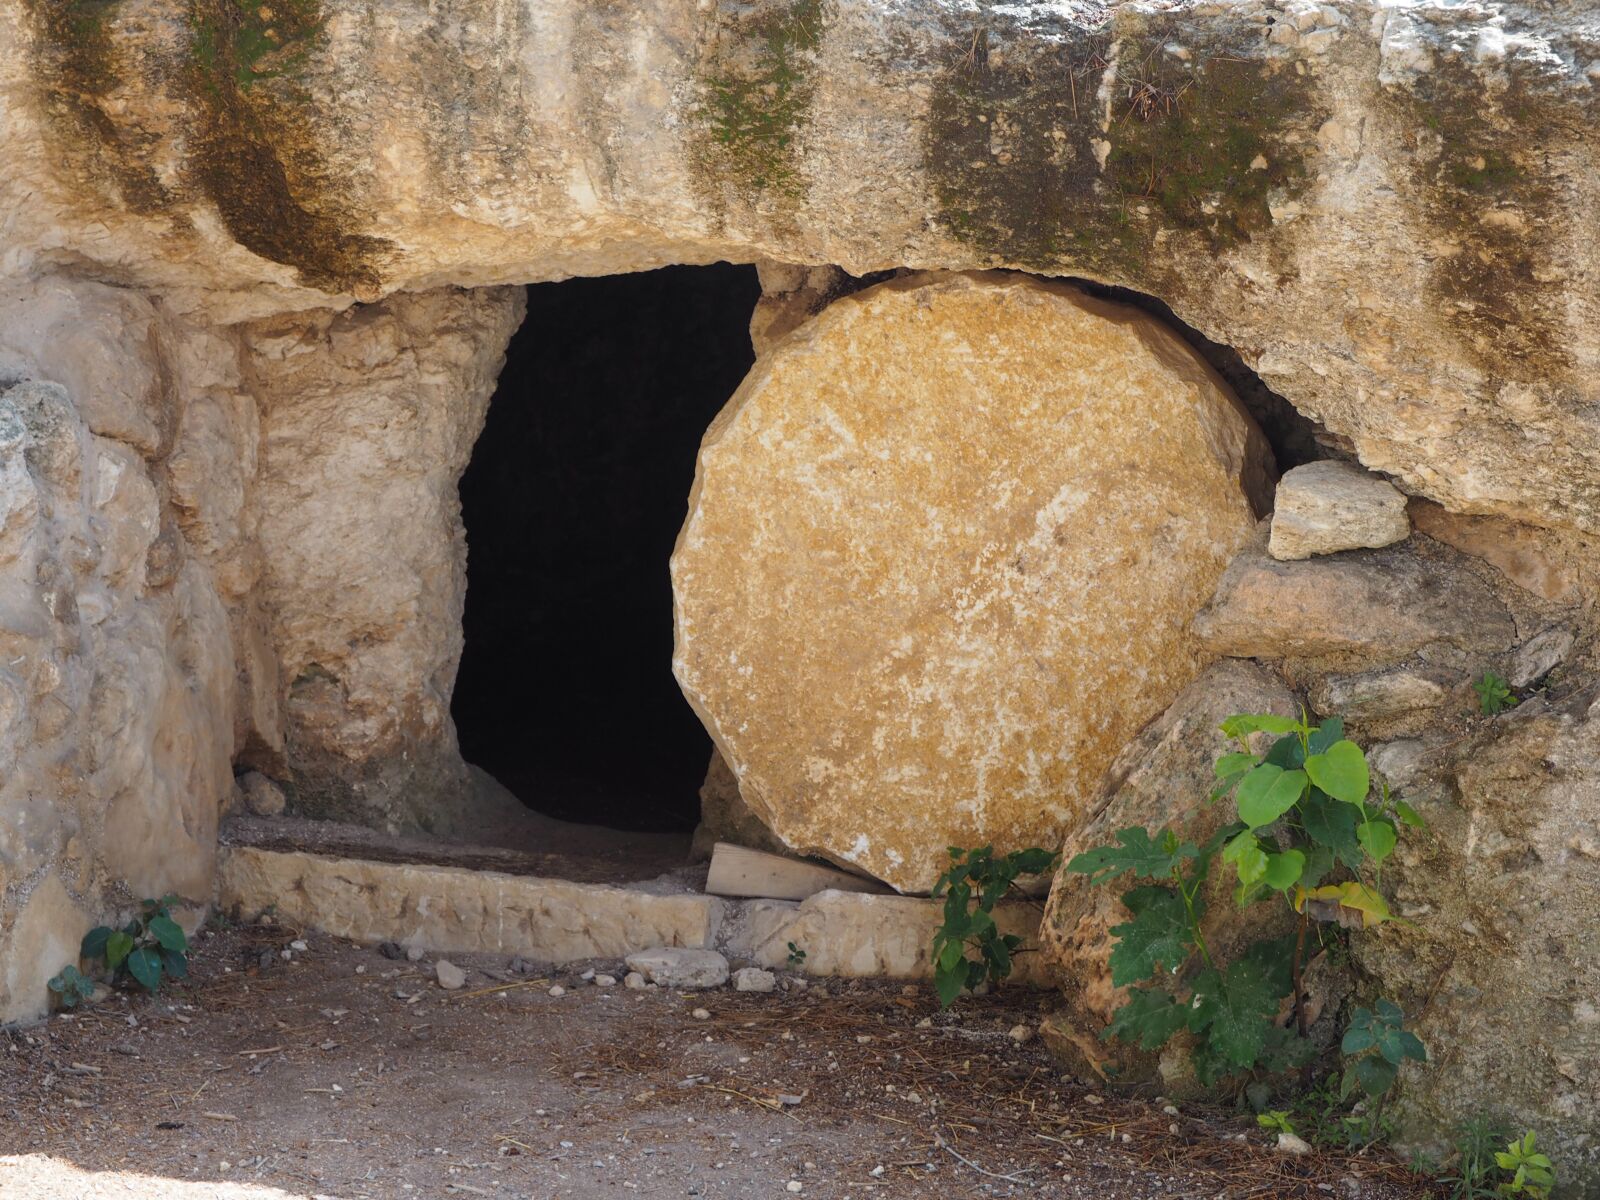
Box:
453, 264, 762, 832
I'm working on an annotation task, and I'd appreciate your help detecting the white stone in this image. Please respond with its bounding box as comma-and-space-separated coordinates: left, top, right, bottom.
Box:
434, 960, 466, 990
1269, 461, 1410, 561
732, 967, 776, 993
624, 948, 730, 990
624, 972, 647, 990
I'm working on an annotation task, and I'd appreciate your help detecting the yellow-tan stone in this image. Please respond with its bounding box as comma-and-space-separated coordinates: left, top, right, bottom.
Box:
671, 272, 1269, 893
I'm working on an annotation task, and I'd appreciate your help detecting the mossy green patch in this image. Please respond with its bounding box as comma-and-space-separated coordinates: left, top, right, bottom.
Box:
182, 0, 386, 293
22, 0, 173, 213
925, 10, 1320, 276
696, 0, 827, 199
1102, 35, 1316, 248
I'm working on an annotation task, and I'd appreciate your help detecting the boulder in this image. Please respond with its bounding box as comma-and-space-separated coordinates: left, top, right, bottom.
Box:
1354, 695, 1600, 1194
673, 272, 1269, 891
1039, 660, 1298, 1085
1193, 526, 1516, 668
1268, 461, 1410, 561
689, 749, 790, 863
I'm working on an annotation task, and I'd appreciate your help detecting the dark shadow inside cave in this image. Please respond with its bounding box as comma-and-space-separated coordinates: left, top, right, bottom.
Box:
453, 264, 762, 832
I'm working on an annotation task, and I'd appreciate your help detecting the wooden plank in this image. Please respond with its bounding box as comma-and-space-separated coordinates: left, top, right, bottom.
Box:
705, 842, 893, 901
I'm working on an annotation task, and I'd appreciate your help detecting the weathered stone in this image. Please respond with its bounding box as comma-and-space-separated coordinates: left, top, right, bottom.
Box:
237, 772, 287, 818
674, 272, 1268, 891
1193, 526, 1516, 667
1268, 460, 1410, 561
1039, 661, 1298, 1083
0, 874, 88, 1024
1309, 668, 1451, 724
245, 288, 524, 829
624, 948, 730, 990
1410, 501, 1581, 604
1355, 696, 1600, 1194
1510, 627, 1574, 689
732, 966, 777, 993
434, 959, 466, 990
689, 749, 789, 863
218, 847, 726, 964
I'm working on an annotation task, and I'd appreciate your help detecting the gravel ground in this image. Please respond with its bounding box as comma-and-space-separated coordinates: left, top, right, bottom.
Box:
0, 921, 1432, 1200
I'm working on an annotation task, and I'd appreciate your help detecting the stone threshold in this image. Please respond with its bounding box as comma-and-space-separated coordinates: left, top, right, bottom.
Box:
216, 846, 1051, 985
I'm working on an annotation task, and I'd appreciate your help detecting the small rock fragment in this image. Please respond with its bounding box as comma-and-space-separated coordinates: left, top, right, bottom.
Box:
378, 942, 404, 960
1511, 627, 1574, 688
548, 985, 566, 998
624, 948, 730, 990
1268, 461, 1410, 561
434, 960, 466, 990
786, 1182, 803, 1193
1276, 1132, 1313, 1156
289, 940, 308, 953
406, 946, 425, 963
237, 771, 287, 817
595, 974, 617, 987
733, 967, 776, 993
692, 1007, 711, 1020
1008, 1023, 1033, 1044
624, 972, 646, 990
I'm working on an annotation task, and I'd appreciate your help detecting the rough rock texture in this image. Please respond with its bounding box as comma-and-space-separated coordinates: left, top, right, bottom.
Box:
689, 749, 790, 863
5, 0, 1599, 539
245, 287, 524, 830
1039, 661, 1298, 1086
0, 278, 242, 1023
1194, 523, 1517, 668
1268, 460, 1410, 561
1410, 499, 1585, 604
1308, 667, 1451, 724
1355, 695, 1600, 1194
674, 273, 1268, 892
624, 948, 731, 990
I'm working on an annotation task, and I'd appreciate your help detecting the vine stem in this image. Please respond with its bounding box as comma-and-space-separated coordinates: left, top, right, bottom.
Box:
1177, 869, 1214, 969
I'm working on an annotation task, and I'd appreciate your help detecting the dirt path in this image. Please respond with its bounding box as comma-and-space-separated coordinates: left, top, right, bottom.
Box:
0, 922, 1429, 1199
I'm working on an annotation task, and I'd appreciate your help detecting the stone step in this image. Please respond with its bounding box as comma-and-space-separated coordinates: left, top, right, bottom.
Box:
217, 846, 1051, 985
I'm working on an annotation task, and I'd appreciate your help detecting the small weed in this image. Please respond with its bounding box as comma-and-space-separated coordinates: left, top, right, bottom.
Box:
1443, 1116, 1512, 1200
46, 964, 95, 1009
1496, 1131, 1555, 1199
786, 942, 807, 969
931, 845, 1058, 1007
81, 895, 190, 995
1257, 1110, 1296, 1135
1473, 671, 1517, 715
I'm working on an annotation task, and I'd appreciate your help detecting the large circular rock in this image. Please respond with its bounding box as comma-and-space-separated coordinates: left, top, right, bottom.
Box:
671, 273, 1268, 893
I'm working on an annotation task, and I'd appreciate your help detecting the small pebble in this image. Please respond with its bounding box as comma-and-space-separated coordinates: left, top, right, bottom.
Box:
692, 1008, 711, 1020
434, 960, 466, 990
406, 946, 425, 963
624, 972, 646, 990
548, 985, 566, 998
786, 1183, 803, 1193
1276, 1132, 1313, 1156
580, 968, 596, 982
595, 974, 617, 987
1162, 1104, 1179, 1116
1008, 1024, 1034, 1044
289, 940, 308, 952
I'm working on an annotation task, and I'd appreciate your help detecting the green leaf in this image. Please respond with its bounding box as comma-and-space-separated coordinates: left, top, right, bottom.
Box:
1222, 830, 1267, 890
1304, 740, 1370, 805
933, 963, 965, 1008
1214, 752, 1256, 780
984, 935, 1011, 978
1010, 848, 1059, 876
1394, 799, 1426, 829
1220, 713, 1303, 739
148, 915, 187, 953
1297, 843, 1336, 889
1356, 818, 1398, 864
937, 939, 965, 973
126, 947, 163, 992
1108, 887, 1194, 987
1065, 827, 1196, 886
1242, 935, 1297, 997
1261, 850, 1306, 892
1188, 958, 1283, 1070
81, 927, 113, 961
1236, 765, 1307, 828
1299, 790, 1363, 868
106, 931, 135, 969
1308, 718, 1345, 756
1262, 733, 1306, 770
1353, 1053, 1398, 1098
1104, 988, 1187, 1050
162, 950, 189, 980
1343, 1001, 1426, 1065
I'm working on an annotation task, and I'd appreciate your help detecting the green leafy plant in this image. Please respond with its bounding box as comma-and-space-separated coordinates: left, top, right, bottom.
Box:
1066, 712, 1426, 1089
1257, 1109, 1297, 1135
1496, 1132, 1555, 1200
1341, 998, 1426, 1099
81, 895, 189, 995
46, 964, 95, 1009
1473, 671, 1517, 715
1442, 1116, 1512, 1200
786, 941, 807, 969
931, 845, 1058, 1008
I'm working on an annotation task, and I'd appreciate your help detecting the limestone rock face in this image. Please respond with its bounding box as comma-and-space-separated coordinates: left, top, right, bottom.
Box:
4, 0, 1599, 541
673, 273, 1269, 892
1355, 696, 1600, 1194
1039, 661, 1298, 1086
245, 287, 524, 830
1268, 460, 1410, 561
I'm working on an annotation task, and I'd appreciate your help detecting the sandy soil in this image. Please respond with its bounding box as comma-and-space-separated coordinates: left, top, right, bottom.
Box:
0, 922, 1431, 1200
